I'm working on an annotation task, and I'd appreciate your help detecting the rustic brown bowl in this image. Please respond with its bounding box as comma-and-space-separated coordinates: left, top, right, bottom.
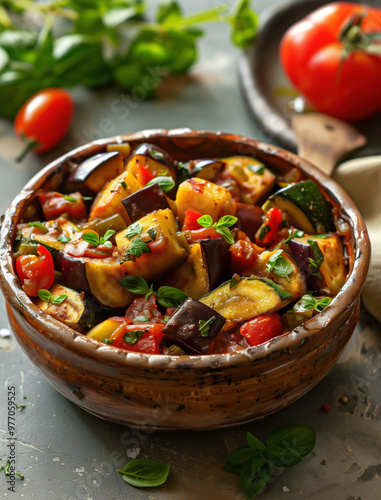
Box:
0, 129, 370, 431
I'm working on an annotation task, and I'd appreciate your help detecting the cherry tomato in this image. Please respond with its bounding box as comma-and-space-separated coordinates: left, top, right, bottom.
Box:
38, 190, 86, 220
15, 88, 74, 158
16, 244, 54, 297
280, 2, 381, 122
240, 313, 284, 347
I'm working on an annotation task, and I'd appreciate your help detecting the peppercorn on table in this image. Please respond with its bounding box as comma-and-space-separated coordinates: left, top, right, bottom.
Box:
0, 1, 380, 499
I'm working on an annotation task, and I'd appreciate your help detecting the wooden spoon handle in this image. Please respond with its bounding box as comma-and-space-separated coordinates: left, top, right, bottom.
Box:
291, 113, 367, 176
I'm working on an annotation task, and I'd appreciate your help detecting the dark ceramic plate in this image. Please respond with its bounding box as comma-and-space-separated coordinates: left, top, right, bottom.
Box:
239, 0, 381, 156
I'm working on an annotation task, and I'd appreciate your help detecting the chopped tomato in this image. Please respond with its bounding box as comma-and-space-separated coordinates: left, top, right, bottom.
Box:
16, 244, 54, 296
109, 321, 165, 354
186, 227, 221, 243
137, 165, 155, 186
240, 313, 284, 347
182, 209, 204, 231
63, 229, 112, 258
125, 295, 165, 323
38, 190, 86, 220
230, 240, 259, 275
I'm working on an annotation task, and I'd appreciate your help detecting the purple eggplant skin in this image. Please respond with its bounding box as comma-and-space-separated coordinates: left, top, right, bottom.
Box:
235, 203, 263, 241
65, 152, 123, 193
59, 252, 90, 294
184, 159, 224, 179
200, 238, 231, 290
162, 298, 226, 355
288, 239, 323, 292
132, 143, 173, 168
122, 184, 170, 222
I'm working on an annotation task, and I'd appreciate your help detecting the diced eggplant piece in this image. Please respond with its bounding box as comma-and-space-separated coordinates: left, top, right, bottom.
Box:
157, 243, 209, 300
106, 142, 131, 160
65, 152, 124, 194
180, 159, 224, 181
249, 249, 307, 300
132, 143, 173, 167
122, 184, 170, 222
176, 177, 235, 225
89, 170, 142, 224
162, 298, 226, 354
262, 180, 335, 234
60, 254, 134, 308
126, 143, 177, 185
35, 284, 102, 331
200, 237, 231, 290
87, 316, 126, 343
116, 209, 189, 281
288, 234, 346, 295
201, 277, 292, 329
234, 202, 263, 241
222, 156, 276, 205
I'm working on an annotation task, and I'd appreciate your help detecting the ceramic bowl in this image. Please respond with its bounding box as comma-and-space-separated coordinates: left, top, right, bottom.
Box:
0, 129, 370, 431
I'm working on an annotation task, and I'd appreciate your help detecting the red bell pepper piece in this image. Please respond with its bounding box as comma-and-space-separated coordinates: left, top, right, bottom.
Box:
240, 313, 284, 347
16, 244, 54, 297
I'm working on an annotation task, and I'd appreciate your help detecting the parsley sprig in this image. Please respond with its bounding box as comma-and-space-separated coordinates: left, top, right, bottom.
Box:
224, 424, 316, 498
265, 250, 293, 281
197, 214, 237, 244
37, 289, 67, 306
119, 276, 187, 308
299, 294, 331, 312
82, 229, 115, 249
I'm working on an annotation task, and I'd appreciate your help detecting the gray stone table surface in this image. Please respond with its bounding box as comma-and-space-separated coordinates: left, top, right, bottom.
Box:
0, 1, 380, 499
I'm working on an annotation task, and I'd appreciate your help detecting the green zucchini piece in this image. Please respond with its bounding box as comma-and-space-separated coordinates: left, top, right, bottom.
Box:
35, 284, 101, 331
200, 277, 292, 329
262, 180, 335, 234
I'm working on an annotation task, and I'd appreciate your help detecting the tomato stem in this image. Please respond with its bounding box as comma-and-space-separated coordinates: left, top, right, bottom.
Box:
15, 137, 41, 163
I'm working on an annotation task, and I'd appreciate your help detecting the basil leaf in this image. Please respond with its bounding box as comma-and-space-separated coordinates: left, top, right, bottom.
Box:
150, 149, 165, 160
57, 234, 71, 243
28, 221, 48, 233
126, 222, 143, 239
215, 226, 235, 245
240, 461, 272, 497
307, 239, 325, 268
266, 423, 316, 459
82, 232, 100, 246
117, 458, 169, 488
247, 432, 266, 452
156, 286, 188, 308
104, 338, 114, 345
266, 250, 293, 281
147, 228, 157, 241
123, 329, 145, 346
37, 289, 52, 304
146, 175, 175, 192
247, 163, 265, 175
266, 444, 302, 468
313, 234, 329, 239
63, 195, 78, 202
101, 229, 115, 243
224, 446, 262, 474
230, 0, 259, 49
197, 214, 213, 228
215, 215, 238, 228
157, 0, 182, 24
51, 294, 67, 305
230, 276, 239, 289
102, 240, 113, 249
285, 229, 304, 243
119, 276, 151, 295
199, 317, 216, 337
251, 455, 267, 475
123, 237, 151, 261
120, 181, 127, 189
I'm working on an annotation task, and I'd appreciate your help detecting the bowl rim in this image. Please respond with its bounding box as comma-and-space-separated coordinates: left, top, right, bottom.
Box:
0, 128, 370, 371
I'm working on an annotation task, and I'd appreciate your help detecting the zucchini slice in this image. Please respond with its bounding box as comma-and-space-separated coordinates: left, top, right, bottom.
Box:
35, 284, 101, 331
200, 277, 292, 328
222, 156, 276, 205
262, 180, 335, 234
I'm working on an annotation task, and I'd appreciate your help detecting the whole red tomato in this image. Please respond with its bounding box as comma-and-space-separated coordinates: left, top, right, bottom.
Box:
280, 2, 381, 122
14, 88, 74, 158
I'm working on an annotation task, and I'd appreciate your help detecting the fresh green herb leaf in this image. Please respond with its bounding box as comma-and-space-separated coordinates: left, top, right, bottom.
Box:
230, 0, 259, 48
146, 175, 175, 192
82, 232, 100, 247
51, 294, 67, 305
299, 294, 331, 312
224, 446, 263, 474
313, 234, 329, 238
123, 237, 151, 261
214, 215, 238, 228
99, 229, 115, 247
15, 472, 24, 480
133, 316, 150, 323
126, 221, 143, 239
307, 257, 323, 280
258, 224, 270, 241
63, 195, 78, 202
266, 250, 293, 281
247, 163, 265, 175
247, 432, 266, 451
118, 458, 169, 488
123, 329, 145, 345
156, 286, 188, 308
230, 275, 240, 289
216, 226, 235, 244
119, 276, 151, 295
28, 221, 48, 232
15, 403, 26, 410
285, 229, 304, 243
150, 149, 165, 160
266, 423, 316, 459
199, 316, 216, 337
82, 196, 93, 201
197, 214, 213, 228
37, 289, 52, 304
147, 228, 157, 241
104, 338, 114, 345
177, 161, 187, 170
57, 234, 71, 243
120, 181, 127, 190
307, 239, 325, 268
